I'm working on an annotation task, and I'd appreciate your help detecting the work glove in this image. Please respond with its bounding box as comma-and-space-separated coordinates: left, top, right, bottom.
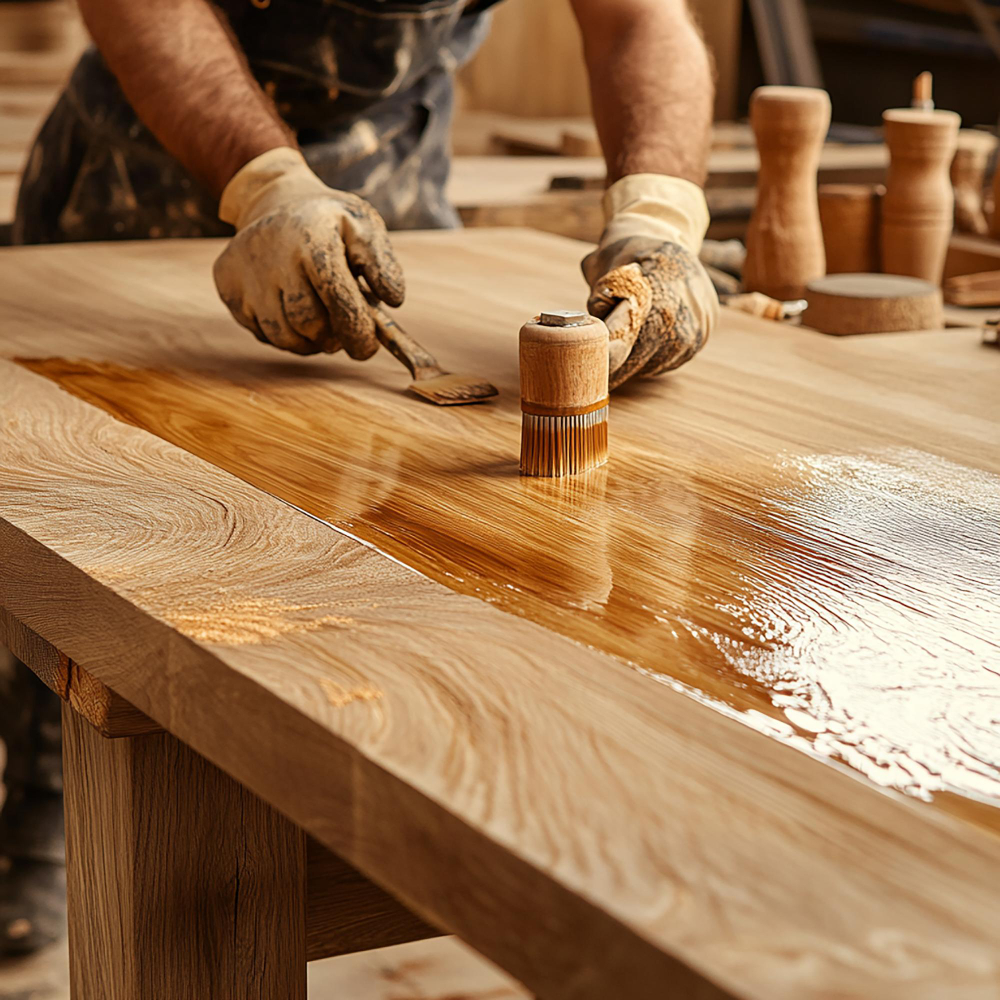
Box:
582, 174, 719, 389
213, 147, 404, 357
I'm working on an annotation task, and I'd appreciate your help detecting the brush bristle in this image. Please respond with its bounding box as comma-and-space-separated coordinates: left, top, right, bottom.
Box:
408, 373, 499, 406
519, 407, 608, 477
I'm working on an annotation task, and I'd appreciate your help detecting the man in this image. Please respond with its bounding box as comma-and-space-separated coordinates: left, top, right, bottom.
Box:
3, 0, 718, 954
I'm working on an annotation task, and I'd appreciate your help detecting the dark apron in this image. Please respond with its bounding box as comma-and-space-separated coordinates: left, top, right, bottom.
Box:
13, 0, 501, 244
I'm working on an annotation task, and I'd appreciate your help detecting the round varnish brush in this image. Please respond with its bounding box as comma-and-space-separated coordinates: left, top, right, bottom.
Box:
519, 310, 609, 477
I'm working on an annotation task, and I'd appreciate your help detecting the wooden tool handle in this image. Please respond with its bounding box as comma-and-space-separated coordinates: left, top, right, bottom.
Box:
520, 313, 609, 414
369, 305, 443, 381
944, 269, 1000, 306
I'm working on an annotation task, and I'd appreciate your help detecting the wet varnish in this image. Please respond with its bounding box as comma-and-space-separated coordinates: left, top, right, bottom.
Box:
18, 351, 1000, 811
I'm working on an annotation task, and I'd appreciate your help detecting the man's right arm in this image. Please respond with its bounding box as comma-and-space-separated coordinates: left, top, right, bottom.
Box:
77, 0, 405, 359
77, 0, 290, 196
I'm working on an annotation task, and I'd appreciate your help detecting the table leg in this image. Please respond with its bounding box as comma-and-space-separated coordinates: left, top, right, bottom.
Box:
61, 705, 306, 999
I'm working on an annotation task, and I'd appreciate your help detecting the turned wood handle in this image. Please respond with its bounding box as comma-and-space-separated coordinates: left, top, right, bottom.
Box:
519, 313, 609, 413
368, 305, 444, 381
744, 85, 831, 300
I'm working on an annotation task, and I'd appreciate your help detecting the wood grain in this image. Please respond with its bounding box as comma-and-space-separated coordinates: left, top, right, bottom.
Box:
2, 230, 1000, 1000
1, 607, 441, 957
62, 705, 306, 999
305, 836, 440, 961
0, 606, 160, 737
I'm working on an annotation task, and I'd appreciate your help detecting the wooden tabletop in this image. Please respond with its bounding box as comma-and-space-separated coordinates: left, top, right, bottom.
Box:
2, 229, 999, 1000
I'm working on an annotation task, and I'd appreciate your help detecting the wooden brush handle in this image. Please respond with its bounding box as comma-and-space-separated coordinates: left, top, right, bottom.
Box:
520, 314, 609, 415
369, 305, 444, 381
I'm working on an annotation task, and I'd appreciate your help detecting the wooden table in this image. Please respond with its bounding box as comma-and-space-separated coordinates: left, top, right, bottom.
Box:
2, 229, 999, 1000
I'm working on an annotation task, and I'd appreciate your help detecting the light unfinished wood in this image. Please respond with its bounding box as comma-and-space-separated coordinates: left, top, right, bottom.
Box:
1, 230, 1000, 1000
0, 607, 160, 737
882, 108, 961, 283
62, 705, 307, 1000
744, 86, 831, 299
449, 144, 888, 243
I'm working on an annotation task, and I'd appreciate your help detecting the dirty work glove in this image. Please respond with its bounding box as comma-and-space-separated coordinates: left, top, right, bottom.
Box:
213, 147, 404, 357
582, 174, 719, 389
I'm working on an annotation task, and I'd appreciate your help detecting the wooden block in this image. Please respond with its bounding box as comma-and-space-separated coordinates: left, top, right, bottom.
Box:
62, 705, 307, 999
305, 837, 441, 961
944, 269, 1000, 306
944, 232, 1000, 279
804, 273, 944, 335
0, 606, 160, 737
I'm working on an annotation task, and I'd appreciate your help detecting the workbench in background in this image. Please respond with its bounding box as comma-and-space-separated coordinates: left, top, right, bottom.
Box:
2, 229, 999, 999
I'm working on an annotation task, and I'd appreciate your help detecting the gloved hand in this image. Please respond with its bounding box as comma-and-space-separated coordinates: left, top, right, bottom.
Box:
213, 147, 404, 358
582, 174, 719, 389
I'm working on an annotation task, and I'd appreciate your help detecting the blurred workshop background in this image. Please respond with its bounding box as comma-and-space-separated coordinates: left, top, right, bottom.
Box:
3, 0, 1000, 250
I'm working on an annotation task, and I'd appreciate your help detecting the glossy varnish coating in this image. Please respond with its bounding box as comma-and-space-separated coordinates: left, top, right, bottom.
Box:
12, 230, 1000, 812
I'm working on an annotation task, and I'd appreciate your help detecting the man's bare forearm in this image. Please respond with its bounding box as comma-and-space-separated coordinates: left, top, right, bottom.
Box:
77, 0, 292, 196
571, 0, 713, 187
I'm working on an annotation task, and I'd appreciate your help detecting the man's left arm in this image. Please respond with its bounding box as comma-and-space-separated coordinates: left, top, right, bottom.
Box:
571, 0, 720, 388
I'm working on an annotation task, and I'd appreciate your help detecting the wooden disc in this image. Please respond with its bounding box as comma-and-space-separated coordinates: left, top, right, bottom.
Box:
803, 273, 943, 335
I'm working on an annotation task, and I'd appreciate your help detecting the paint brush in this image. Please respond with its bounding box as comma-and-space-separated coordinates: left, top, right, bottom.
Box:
367, 302, 498, 406
519, 310, 609, 477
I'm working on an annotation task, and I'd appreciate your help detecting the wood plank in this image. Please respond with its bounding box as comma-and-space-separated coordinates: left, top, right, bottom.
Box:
2, 230, 1000, 999
0, 606, 161, 738
62, 705, 306, 999
449, 146, 885, 241
449, 145, 888, 206
305, 836, 441, 961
